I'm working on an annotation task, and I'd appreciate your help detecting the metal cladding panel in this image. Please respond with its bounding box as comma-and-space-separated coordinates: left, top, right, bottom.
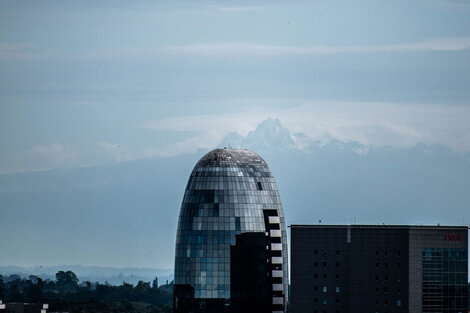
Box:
174, 148, 288, 312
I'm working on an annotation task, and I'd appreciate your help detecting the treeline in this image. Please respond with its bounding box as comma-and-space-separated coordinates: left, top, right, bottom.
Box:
0, 270, 173, 313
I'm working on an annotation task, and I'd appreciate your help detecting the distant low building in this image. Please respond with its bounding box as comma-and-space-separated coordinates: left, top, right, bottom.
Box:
290, 225, 468, 313
0, 302, 48, 313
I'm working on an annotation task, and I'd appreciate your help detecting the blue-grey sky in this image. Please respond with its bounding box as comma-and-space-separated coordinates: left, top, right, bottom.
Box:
1, 1, 470, 269
1, 0, 470, 174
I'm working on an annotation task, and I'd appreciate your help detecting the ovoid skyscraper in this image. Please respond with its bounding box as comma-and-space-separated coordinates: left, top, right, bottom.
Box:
174, 149, 288, 313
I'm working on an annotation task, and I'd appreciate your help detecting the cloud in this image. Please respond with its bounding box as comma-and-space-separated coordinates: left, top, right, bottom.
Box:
0, 42, 58, 61
99, 142, 165, 162
165, 37, 470, 57
99, 140, 195, 161
5, 36, 469, 62
0, 143, 79, 174
143, 100, 470, 155
210, 5, 266, 12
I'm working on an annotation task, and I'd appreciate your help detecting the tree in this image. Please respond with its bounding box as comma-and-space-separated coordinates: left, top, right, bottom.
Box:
0, 275, 5, 299
56, 270, 79, 293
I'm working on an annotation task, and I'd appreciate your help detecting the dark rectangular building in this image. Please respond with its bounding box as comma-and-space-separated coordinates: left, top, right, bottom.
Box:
290, 225, 468, 313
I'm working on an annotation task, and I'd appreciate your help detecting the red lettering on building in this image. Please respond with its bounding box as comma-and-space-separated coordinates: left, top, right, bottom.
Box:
445, 233, 462, 241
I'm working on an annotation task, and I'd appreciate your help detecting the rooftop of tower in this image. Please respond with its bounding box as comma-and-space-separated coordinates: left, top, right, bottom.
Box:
195, 148, 268, 168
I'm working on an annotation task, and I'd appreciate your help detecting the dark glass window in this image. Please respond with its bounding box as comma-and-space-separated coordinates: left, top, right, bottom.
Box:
235, 216, 240, 231
422, 248, 468, 312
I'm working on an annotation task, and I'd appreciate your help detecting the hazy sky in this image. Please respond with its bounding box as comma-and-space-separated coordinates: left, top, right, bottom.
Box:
1, 0, 470, 175
1, 1, 470, 271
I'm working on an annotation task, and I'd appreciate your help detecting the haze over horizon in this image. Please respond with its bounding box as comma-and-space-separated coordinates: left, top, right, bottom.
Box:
1, 1, 470, 272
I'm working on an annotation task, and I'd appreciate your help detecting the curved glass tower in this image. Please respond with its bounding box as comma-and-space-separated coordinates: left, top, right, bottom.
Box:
174, 148, 288, 313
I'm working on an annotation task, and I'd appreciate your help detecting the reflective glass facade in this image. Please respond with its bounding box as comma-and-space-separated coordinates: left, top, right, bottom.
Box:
174, 149, 288, 313
422, 248, 468, 312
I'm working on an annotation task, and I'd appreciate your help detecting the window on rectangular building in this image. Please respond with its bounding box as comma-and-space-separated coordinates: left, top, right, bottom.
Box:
397, 300, 402, 307
314, 250, 318, 256
335, 286, 340, 292
323, 262, 327, 267
322, 286, 327, 292
336, 262, 340, 268
336, 250, 340, 256
323, 298, 327, 305
323, 274, 327, 279
336, 274, 340, 279
314, 286, 318, 291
